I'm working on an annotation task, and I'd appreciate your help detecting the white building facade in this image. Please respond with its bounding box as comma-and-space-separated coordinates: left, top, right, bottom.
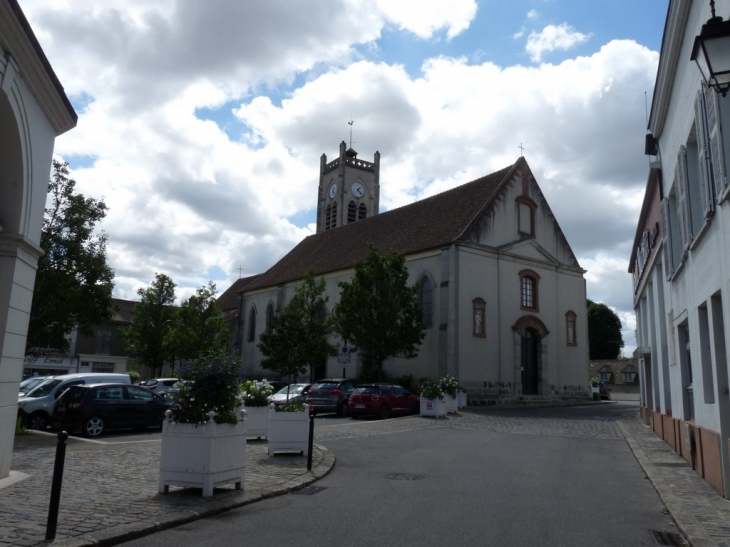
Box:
239, 153, 590, 402
0, 1, 77, 478
631, 0, 730, 497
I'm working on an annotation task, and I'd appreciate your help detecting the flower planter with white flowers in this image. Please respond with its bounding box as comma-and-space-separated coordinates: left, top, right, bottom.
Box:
420, 397, 446, 418
444, 395, 458, 414
244, 405, 269, 439
159, 409, 247, 497
268, 406, 309, 456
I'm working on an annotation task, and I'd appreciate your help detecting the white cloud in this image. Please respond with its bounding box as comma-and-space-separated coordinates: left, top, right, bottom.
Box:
527, 9, 539, 20
526, 23, 592, 62
375, 0, 477, 39
19, 2, 659, 335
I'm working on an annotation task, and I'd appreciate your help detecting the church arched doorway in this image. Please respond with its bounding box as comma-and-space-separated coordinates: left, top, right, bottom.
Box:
521, 328, 540, 395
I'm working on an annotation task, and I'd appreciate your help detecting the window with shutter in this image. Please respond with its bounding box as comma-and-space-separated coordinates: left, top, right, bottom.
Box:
704, 84, 728, 200
675, 147, 692, 251
694, 89, 715, 218
331, 202, 337, 228
358, 203, 367, 220
347, 201, 357, 223
325, 204, 332, 231
661, 199, 674, 280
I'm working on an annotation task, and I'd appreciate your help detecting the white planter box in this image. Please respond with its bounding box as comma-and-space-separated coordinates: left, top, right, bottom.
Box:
268, 408, 309, 456
458, 391, 467, 409
444, 395, 458, 413
159, 411, 247, 497
420, 397, 446, 418
244, 405, 269, 438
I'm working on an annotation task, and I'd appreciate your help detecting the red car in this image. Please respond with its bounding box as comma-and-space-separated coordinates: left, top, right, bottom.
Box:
348, 383, 419, 419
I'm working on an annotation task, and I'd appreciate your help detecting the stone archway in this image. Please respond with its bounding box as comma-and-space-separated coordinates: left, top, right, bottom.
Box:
0, 92, 24, 235
513, 316, 550, 395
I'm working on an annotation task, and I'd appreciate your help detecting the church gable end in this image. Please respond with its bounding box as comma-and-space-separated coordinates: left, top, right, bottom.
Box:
461, 160, 581, 269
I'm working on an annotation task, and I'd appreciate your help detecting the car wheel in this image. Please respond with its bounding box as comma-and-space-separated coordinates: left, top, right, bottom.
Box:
379, 405, 390, 420
27, 412, 48, 430
83, 416, 105, 437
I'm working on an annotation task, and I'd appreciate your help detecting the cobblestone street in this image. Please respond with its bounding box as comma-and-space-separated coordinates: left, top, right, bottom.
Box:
1, 405, 728, 546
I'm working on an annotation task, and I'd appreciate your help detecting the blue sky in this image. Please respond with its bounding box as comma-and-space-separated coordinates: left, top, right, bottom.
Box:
21, 0, 670, 351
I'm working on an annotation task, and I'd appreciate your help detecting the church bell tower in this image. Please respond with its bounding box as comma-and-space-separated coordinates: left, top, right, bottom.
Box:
316, 141, 380, 233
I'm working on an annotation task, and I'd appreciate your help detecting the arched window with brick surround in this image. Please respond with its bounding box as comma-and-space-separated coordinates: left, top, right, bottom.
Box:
519, 270, 540, 312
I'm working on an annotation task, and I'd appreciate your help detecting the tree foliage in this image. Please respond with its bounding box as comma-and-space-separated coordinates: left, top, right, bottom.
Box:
587, 299, 624, 360
258, 272, 338, 388
335, 245, 425, 381
27, 160, 114, 353
122, 273, 177, 377
167, 282, 230, 361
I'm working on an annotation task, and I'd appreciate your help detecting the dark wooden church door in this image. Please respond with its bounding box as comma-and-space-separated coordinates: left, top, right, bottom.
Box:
521, 328, 539, 395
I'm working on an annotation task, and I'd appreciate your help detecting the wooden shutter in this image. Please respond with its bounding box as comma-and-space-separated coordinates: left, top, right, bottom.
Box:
694, 89, 714, 218
675, 146, 692, 248
704, 84, 728, 199
661, 198, 674, 280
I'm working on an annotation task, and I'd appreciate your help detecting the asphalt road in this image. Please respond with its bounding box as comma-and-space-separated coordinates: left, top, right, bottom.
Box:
121, 402, 677, 547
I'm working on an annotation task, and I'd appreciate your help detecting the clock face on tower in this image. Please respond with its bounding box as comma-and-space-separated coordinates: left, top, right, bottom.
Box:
328, 183, 337, 199
351, 182, 365, 198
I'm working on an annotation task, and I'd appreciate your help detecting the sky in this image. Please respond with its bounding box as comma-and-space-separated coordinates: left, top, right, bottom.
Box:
20, 0, 670, 355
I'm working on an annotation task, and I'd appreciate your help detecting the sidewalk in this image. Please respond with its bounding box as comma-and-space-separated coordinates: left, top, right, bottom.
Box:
0, 432, 334, 547
619, 417, 730, 547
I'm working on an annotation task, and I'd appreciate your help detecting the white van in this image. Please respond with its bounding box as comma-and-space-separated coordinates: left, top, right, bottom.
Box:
18, 373, 131, 429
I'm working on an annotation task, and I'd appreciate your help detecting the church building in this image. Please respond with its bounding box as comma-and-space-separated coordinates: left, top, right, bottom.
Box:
237, 142, 589, 401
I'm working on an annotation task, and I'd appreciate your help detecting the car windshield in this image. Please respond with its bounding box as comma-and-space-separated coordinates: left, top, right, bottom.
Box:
19, 377, 46, 391
355, 386, 379, 394
276, 385, 304, 395
24, 379, 62, 398
312, 383, 337, 390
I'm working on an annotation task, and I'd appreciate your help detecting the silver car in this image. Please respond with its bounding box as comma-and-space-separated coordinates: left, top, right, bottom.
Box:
268, 384, 311, 408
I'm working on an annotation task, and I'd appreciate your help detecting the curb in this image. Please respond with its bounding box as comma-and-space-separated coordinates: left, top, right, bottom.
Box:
49, 445, 336, 547
617, 419, 713, 547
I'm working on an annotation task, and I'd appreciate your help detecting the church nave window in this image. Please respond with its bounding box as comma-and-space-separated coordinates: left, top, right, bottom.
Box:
247, 306, 257, 342
265, 302, 274, 334
348, 201, 357, 223
358, 203, 367, 220
418, 276, 433, 328
565, 311, 577, 346
519, 270, 540, 312
472, 298, 486, 338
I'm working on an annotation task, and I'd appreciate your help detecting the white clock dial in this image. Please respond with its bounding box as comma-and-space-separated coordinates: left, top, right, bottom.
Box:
352, 182, 365, 198
328, 183, 337, 199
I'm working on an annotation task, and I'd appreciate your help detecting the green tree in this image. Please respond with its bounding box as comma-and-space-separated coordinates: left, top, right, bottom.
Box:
335, 245, 425, 381
258, 272, 338, 393
587, 299, 624, 359
167, 281, 231, 362
27, 160, 115, 353
122, 273, 177, 377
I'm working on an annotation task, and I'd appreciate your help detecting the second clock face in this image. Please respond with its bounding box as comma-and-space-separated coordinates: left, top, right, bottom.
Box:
329, 183, 337, 199
351, 182, 365, 198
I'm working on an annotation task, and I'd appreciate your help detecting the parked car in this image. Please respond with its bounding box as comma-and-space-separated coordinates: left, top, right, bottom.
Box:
268, 384, 312, 408
264, 380, 288, 393
18, 373, 132, 430
142, 378, 179, 394
307, 378, 358, 416
599, 381, 611, 400
348, 383, 420, 419
51, 383, 172, 437
18, 376, 49, 397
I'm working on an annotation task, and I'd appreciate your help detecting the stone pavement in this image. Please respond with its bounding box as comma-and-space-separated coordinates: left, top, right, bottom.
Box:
0, 433, 334, 547
2, 407, 730, 547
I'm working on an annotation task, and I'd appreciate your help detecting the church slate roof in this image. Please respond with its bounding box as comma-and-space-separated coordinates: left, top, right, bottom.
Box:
217, 275, 260, 313
245, 159, 521, 292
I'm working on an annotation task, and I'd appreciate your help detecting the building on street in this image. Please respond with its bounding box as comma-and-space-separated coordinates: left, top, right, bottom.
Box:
631, 0, 730, 497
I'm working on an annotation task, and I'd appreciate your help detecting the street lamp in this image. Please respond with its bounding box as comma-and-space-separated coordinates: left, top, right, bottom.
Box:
691, 0, 730, 96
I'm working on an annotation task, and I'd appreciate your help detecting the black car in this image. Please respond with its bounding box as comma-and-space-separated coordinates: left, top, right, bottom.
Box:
51, 383, 172, 437
307, 378, 358, 416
